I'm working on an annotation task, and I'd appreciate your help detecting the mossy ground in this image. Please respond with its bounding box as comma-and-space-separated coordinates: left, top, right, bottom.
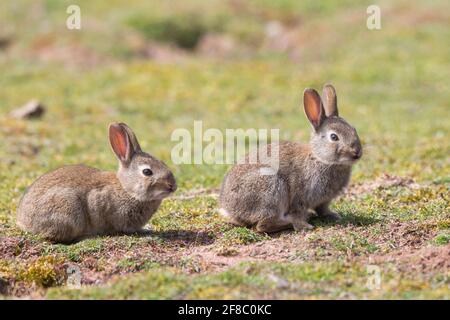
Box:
0, 0, 449, 299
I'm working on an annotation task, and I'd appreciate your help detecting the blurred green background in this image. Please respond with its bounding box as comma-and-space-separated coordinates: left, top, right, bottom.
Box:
0, 0, 448, 299
1, 0, 448, 192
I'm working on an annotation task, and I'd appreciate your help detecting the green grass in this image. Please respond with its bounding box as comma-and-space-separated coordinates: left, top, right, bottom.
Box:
0, 0, 449, 299
46, 261, 448, 299
434, 233, 450, 246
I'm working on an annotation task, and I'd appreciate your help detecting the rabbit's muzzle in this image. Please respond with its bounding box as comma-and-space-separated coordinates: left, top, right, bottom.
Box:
165, 181, 177, 193
351, 147, 362, 160
153, 179, 177, 194
348, 140, 362, 161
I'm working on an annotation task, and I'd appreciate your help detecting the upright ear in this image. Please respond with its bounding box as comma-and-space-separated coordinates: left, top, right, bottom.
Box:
109, 123, 133, 165
118, 123, 142, 153
322, 83, 338, 117
303, 88, 326, 131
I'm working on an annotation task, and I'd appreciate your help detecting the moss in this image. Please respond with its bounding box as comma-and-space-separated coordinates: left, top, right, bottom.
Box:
434, 233, 450, 246
47, 239, 104, 262
221, 227, 270, 245
18, 256, 65, 288
0, 260, 13, 279
0, 256, 67, 289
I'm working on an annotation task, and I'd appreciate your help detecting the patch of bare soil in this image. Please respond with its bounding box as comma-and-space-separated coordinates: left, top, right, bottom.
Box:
183, 173, 438, 271
0, 237, 44, 260
366, 245, 450, 276
0, 229, 217, 297
73, 240, 177, 285
376, 221, 439, 250
196, 33, 240, 59
134, 41, 188, 64
28, 39, 110, 69
188, 220, 435, 267
344, 173, 420, 198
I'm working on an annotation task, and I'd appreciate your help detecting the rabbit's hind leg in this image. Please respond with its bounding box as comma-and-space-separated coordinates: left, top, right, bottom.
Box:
40, 209, 86, 243
285, 209, 314, 231
38, 191, 87, 243
219, 208, 253, 228
256, 217, 292, 233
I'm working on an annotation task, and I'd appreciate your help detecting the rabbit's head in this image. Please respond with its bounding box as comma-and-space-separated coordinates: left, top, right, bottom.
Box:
109, 123, 177, 201
303, 84, 362, 166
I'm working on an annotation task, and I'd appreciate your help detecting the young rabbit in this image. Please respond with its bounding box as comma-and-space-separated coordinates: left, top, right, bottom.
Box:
16, 123, 176, 243
219, 84, 362, 233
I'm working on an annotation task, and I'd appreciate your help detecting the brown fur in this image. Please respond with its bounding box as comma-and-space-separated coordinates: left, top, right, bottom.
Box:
219, 85, 362, 232
16, 123, 176, 243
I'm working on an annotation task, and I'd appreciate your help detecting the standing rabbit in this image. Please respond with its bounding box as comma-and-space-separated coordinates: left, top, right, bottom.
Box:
219, 84, 362, 233
16, 123, 176, 243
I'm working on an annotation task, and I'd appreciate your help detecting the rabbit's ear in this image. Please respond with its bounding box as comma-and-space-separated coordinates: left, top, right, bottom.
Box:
118, 123, 142, 152
303, 88, 326, 131
109, 123, 133, 165
322, 84, 338, 117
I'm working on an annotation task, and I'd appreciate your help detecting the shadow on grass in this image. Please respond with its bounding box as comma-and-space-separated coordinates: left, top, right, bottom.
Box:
268, 211, 381, 238
311, 211, 380, 228
59, 229, 215, 246
135, 229, 216, 246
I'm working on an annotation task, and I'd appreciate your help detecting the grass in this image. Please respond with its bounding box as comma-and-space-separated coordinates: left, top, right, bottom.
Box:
0, 0, 449, 299
46, 261, 448, 299
127, 13, 224, 49
221, 227, 270, 246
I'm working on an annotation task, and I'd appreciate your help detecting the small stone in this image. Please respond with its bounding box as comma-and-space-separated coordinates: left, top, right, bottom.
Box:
10, 100, 45, 119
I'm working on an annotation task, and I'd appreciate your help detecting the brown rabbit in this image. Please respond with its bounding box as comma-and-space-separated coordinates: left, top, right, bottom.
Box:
219, 84, 362, 233
16, 123, 176, 243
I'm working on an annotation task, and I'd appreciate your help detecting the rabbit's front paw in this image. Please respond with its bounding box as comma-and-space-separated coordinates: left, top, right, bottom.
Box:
292, 220, 314, 231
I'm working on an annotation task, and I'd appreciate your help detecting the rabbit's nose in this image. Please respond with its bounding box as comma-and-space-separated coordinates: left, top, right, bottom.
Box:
161, 172, 176, 190
352, 153, 361, 160
167, 182, 177, 192
351, 147, 362, 160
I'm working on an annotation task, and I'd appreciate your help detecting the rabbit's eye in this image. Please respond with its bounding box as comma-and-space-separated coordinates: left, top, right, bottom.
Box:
142, 168, 153, 176
330, 133, 339, 141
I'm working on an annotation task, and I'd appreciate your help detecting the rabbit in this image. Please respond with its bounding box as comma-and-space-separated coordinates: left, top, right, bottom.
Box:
16, 122, 177, 243
219, 84, 362, 233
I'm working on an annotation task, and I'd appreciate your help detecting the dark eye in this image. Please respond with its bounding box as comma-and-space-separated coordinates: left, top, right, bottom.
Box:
142, 168, 153, 176
330, 133, 339, 141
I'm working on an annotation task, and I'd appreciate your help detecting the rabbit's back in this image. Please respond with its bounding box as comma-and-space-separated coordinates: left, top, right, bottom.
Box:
18, 164, 112, 206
